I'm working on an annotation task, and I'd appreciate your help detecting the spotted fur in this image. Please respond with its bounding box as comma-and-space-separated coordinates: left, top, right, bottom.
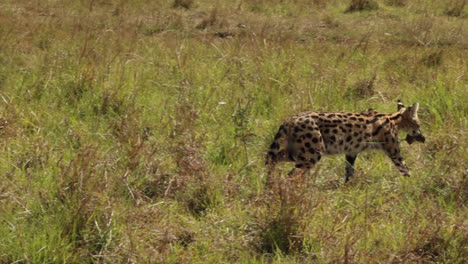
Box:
266, 101, 425, 182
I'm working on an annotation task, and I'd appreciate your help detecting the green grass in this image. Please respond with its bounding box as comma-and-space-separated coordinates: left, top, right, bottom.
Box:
0, 0, 467, 263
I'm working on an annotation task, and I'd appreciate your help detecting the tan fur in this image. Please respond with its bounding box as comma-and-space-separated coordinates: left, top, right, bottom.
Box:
266, 102, 425, 182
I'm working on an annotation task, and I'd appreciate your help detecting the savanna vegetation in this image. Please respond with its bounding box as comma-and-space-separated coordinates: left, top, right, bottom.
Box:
0, 0, 467, 263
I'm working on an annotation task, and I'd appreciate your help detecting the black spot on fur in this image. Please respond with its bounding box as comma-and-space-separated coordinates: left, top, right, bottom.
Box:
367, 118, 379, 124
267, 151, 277, 162
372, 119, 389, 136
312, 137, 319, 143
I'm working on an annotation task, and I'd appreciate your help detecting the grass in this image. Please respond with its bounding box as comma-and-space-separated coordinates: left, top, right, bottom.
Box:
0, 0, 467, 263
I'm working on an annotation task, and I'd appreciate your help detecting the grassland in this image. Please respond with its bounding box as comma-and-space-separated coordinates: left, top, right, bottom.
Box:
0, 0, 467, 263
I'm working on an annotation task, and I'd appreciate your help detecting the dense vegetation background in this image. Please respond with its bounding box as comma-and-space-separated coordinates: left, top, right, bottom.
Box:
0, 0, 467, 263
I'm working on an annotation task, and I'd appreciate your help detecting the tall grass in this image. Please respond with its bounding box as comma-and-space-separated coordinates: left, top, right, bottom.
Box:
0, 0, 467, 262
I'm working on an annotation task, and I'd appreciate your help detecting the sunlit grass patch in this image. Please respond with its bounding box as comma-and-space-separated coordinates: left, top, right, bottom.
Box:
0, 0, 466, 262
